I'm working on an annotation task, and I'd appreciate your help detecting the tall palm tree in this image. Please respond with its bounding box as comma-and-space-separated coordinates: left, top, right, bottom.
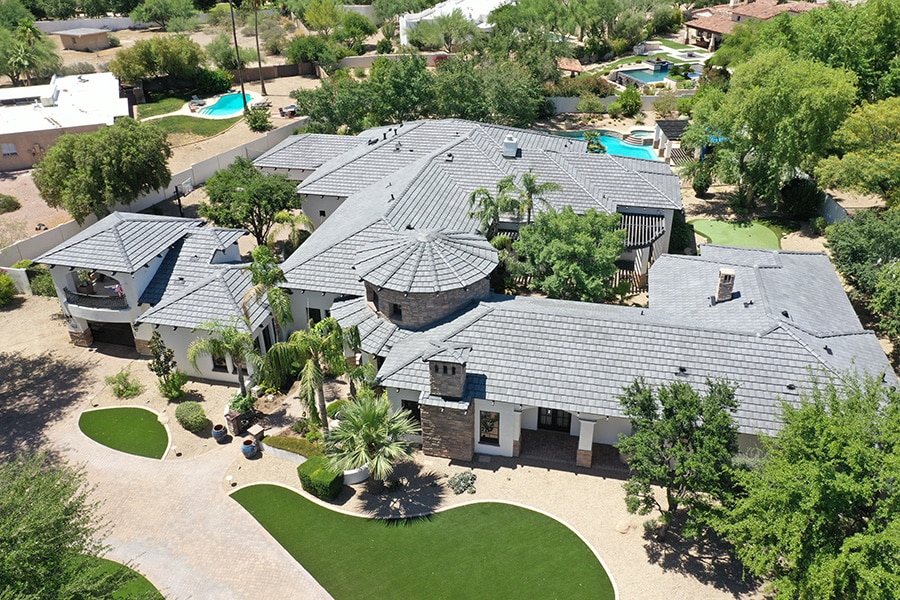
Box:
325, 388, 420, 484
511, 170, 563, 224
468, 176, 517, 240
187, 318, 263, 396
228, 0, 249, 113
251, 0, 267, 96
265, 317, 360, 431
242, 245, 292, 341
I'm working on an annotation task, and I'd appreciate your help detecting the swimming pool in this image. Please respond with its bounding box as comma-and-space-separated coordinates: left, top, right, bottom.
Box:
618, 68, 700, 85
199, 93, 252, 117
551, 130, 658, 160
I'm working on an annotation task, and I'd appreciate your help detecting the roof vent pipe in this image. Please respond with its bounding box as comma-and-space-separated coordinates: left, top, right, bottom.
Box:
502, 134, 518, 158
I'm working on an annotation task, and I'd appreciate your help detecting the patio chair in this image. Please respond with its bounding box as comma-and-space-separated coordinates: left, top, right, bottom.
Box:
189, 95, 206, 106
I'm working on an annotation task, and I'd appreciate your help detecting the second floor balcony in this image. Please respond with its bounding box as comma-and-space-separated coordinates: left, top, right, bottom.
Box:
64, 287, 129, 310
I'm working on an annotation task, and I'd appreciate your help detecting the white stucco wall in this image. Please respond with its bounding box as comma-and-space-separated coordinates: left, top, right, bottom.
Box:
287, 291, 341, 335
299, 195, 346, 229
473, 398, 516, 456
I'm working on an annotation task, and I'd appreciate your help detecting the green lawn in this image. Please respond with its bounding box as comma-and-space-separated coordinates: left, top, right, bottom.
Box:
233, 484, 615, 600
89, 557, 164, 599
653, 38, 694, 51
150, 115, 242, 137
79, 407, 168, 459
136, 97, 187, 119
690, 219, 782, 249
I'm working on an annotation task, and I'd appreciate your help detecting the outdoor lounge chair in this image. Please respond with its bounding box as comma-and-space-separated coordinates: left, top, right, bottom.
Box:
251, 99, 272, 109
189, 95, 206, 106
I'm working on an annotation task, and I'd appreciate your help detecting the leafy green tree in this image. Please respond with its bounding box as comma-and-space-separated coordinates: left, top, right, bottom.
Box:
206, 31, 256, 70
80, 0, 110, 18
616, 378, 738, 540
0, 0, 35, 28
0, 24, 61, 87
147, 331, 188, 400
718, 373, 900, 600
284, 33, 343, 64
412, 8, 479, 52
432, 55, 489, 121
684, 48, 857, 205
108, 35, 205, 83
825, 208, 900, 296
816, 97, 900, 207
187, 318, 263, 396
0, 452, 133, 598
513, 206, 625, 302
39, 0, 76, 19
485, 2, 571, 84
291, 72, 372, 133
618, 85, 641, 118
481, 59, 546, 128
130, 0, 195, 29
242, 245, 292, 341
33, 118, 172, 224
199, 156, 302, 246
325, 387, 420, 483
304, 0, 342, 36
871, 259, 900, 341
332, 10, 376, 51
369, 54, 433, 123
265, 317, 361, 432
109, 0, 139, 14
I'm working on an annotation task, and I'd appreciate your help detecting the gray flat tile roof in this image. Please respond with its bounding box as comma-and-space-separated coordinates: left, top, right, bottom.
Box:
253, 134, 367, 171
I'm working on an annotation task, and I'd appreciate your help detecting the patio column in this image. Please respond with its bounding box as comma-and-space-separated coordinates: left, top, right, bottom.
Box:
576, 417, 596, 468
512, 406, 523, 457
664, 139, 673, 162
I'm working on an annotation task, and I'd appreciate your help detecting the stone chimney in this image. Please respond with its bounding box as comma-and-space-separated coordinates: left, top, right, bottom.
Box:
716, 268, 735, 302
425, 345, 470, 399
502, 134, 518, 158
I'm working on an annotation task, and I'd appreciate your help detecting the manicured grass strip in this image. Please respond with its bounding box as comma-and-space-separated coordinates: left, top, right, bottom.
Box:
150, 115, 242, 137
79, 407, 168, 459
137, 97, 187, 119
653, 38, 694, 51
89, 557, 164, 599
233, 484, 615, 600
690, 219, 781, 249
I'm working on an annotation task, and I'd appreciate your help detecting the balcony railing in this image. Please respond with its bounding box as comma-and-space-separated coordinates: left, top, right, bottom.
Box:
64, 287, 129, 310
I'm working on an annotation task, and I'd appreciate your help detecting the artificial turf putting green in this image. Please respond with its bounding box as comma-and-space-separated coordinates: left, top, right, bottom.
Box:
90, 557, 164, 599
232, 484, 615, 600
78, 407, 168, 459
690, 219, 781, 250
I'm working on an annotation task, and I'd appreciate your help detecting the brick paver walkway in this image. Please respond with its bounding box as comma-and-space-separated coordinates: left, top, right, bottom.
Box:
49, 417, 330, 600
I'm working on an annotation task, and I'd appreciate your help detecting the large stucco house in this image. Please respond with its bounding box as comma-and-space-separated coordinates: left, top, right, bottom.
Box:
37, 119, 895, 468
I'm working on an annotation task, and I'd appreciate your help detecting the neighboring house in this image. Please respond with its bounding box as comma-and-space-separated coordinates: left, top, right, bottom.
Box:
37, 212, 272, 384
652, 119, 691, 164
399, 0, 512, 46
55, 28, 111, 51
685, 0, 819, 50
259, 119, 681, 282
0, 73, 130, 171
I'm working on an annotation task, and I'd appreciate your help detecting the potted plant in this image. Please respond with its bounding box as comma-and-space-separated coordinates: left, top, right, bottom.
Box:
75, 270, 94, 294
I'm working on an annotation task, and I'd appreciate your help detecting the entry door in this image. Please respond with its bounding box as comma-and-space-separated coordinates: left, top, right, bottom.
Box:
538, 408, 571, 432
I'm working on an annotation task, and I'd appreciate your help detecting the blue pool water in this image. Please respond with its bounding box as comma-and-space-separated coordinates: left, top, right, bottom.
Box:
598, 135, 658, 160
199, 93, 251, 117
619, 68, 701, 84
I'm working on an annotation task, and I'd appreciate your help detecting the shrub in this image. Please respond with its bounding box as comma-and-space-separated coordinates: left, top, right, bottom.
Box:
0, 194, 20, 214
653, 91, 677, 117
229, 392, 257, 413
780, 177, 824, 219
577, 94, 605, 115
0, 273, 17, 307
618, 85, 641, 118
263, 32, 286, 55
376, 38, 392, 54
353, 66, 366, 79
107, 33, 120, 47
447, 469, 476, 494
245, 106, 273, 132
610, 38, 630, 56
668, 210, 695, 254
606, 101, 623, 118
677, 96, 694, 116
60, 63, 97, 76
262, 435, 323, 457
104, 368, 144, 399
195, 67, 233, 95
175, 401, 208, 432
544, 74, 615, 98
305, 429, 323, 443
692, 163, 713, 196
297, 455, 343, 500
206, 3, 230, 26
17, 261, 55, 297
167, 15, 200, 31
292, 418, 312, 435
159, 370, 188, 400
285, 35, 345, 65
811, 216, 828, 236
326, 399, 347, 420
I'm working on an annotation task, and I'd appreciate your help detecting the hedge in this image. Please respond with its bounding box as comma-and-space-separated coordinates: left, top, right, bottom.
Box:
297, 455, 343, 501
262, 435, 323, 457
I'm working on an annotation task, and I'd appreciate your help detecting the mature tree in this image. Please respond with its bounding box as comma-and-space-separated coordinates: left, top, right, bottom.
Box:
816, 97, 900, 207
616, 378, 738, 540
39, 0, 76, 19
0, 0, 35, 28
325, 387, 420, 484
304, 0, 342, 36
199, 156, 302, 246
505, 170, 562, 224
718, 374, 900, 599
291, 72, 372, 133
284, 33, 342, 65
684, 49, 857, 206
368, 54, 433, 124
480, 59, 546, 128
432, 56, 489, 121
871, 259, 900, 341
468, 178, 517, 240
0, 24, 62, 87
206, 31, 256, 70
618, 85, 641, 118
130, 0, 195, 29
332, 10, 376, 51
33, 118, 171, 224
265, 317, 360, 432
0, 453, 133, 598
409, 8, 479, 52
187, 318, 263, 396
80, 0, 110, 18
513, 207, 625, 302
109, 35, 205, 83
372, 0, 431, 21
826, 208, 900, 296
242, 245, 292, 341
485, 0, 572, 83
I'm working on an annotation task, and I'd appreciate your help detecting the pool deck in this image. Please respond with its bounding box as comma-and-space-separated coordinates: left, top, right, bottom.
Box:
142, 90, 263, 121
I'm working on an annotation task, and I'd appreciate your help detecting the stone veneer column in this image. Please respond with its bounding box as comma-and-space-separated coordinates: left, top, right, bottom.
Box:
576, 418, 596, 468
69, 328, 93, 347
512, 408, 522, 457
134, 337, 152, 356
421, 403, 474, 461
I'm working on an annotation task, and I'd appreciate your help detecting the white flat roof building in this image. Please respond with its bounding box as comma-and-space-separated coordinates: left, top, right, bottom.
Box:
0, 72, 130, 170
399, 0, 513, 46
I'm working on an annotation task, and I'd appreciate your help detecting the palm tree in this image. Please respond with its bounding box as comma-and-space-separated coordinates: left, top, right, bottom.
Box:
251, 0, 267, 96
325, 388, 420, 486
228, 0, 249, 113
511, 170, 563, 224
187, 318, 263, 396
468, 176, 517, 240
346, 360, 377, 398
242, 245, 292, 341
265, 317, 360, 432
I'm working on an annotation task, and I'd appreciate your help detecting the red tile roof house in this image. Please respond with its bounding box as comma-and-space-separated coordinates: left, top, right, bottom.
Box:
685, 0, 820, 50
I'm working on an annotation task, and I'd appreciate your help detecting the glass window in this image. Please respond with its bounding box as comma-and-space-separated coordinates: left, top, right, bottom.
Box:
480, 411, 500, 445
391, 303, 402, 319
1, 143, 17, 157
307, 307, 322, 325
